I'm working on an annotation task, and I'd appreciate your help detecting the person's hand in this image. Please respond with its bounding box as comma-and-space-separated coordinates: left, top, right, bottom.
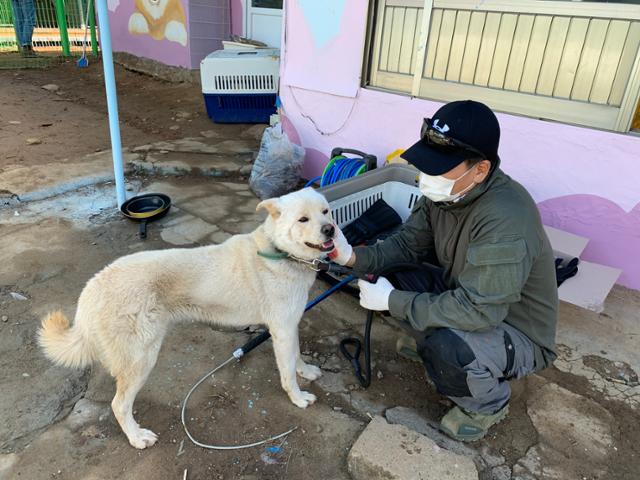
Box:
327, 227, 353, 266
358, 277, 394, 311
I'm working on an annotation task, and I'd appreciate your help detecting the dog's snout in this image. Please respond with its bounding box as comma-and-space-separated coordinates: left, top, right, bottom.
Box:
321, 224, 335, 238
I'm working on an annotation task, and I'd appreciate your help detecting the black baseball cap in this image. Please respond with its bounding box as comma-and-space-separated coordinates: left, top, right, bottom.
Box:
401, 100, 500, 176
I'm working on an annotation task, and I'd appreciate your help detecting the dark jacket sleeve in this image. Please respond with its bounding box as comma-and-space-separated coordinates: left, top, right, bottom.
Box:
351, 197, 435, 276
388, 215, 535, 332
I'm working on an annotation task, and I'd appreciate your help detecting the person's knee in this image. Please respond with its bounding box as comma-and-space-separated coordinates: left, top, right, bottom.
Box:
417, 329, 476, 397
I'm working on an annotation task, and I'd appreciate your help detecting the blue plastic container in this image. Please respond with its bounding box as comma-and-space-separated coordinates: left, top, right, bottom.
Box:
203, 93, 277, 124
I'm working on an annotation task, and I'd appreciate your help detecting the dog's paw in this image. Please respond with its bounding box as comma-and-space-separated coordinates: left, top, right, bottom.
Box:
290, 391, 317, 409
297, 363, 322, 381
128, 428, 158, 449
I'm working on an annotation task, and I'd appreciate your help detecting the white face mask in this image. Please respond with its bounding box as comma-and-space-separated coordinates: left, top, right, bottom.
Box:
419, 167, 476, 203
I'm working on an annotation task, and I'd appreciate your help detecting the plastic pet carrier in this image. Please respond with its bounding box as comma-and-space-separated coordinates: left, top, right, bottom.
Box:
200, 49, 280, 124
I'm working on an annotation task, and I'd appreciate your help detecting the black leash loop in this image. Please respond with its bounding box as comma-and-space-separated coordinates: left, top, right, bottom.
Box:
339, 273, 377, 388
339, 310, 373, 388
332, 263, 431, 389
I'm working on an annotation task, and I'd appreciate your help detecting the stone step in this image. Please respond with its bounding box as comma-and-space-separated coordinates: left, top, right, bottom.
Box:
348, 416, 478, 480
131, 150, 254, 178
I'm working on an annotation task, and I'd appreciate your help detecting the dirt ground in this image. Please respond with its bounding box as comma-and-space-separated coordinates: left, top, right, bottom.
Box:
1, 60, 640, 480
0, 58, 243, 170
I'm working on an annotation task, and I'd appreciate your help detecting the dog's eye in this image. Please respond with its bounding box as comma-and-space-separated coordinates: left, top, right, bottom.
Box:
299, 217, 309, 223
322, 209, 329, 215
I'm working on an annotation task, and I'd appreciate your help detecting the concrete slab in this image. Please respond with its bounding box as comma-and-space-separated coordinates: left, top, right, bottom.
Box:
0, 453, 19, 480
132, 151, 253, 178
558, 260, 622, 313
145, 179, 259, 224
514, 382, 615, 479
385, 407, 500, 471
159, 207, 224, 246
544, 225, 589, 258
132, 137, 258, 156
0, 150, 139, 205
555, 285, 640, 408
348, 416, 478, 480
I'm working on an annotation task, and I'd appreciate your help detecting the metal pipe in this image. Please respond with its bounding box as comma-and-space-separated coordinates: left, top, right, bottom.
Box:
89, 0, 98, 56
54, 0, 71, 56
94, 0, 126, 207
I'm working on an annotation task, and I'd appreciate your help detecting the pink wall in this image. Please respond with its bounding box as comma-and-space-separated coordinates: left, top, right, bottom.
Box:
108, 0, 191, 69
231, 0, 243, 36
280, 0, 640, 289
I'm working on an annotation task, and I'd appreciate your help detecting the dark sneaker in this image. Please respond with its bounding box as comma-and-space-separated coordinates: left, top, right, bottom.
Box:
440, 405, 509, 442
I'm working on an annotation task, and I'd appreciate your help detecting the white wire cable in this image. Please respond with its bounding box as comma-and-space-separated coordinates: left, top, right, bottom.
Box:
181, 353, 297, 450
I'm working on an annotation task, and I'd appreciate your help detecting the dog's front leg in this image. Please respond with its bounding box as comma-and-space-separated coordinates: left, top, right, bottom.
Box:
271, 328, 317, 408
295, 339, 322, 381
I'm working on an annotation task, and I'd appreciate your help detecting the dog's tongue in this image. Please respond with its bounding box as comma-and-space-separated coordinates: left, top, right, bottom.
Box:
322, 240, 335, 250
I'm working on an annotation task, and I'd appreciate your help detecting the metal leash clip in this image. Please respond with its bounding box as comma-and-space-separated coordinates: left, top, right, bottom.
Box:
287, 256, 329, 272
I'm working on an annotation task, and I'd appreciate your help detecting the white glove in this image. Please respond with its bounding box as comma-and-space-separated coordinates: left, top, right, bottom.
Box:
358, 277, 394, 311
327, 226, 353, 266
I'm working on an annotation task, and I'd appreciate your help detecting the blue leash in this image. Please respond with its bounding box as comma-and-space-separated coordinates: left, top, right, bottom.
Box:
235, 274, 356, 356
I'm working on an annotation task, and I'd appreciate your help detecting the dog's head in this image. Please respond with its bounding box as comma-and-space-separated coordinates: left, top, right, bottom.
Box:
257, 188, 336, 261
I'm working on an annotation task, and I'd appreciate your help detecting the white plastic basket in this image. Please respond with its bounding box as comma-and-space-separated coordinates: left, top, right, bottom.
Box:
320, 165, 421, 228
200, 49, 280, 95
329, 182, 421, 227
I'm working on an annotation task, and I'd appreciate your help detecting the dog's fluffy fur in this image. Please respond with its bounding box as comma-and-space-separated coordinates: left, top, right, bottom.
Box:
39, 188, 336, 449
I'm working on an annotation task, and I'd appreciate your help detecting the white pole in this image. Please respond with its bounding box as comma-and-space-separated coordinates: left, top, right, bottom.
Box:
94, 0, 126, 207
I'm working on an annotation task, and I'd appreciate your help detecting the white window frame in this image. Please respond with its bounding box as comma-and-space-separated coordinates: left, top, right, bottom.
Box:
366, 0, 640, 132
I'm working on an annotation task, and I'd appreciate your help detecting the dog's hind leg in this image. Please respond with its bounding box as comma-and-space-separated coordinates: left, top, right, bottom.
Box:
271, 327, 317, 408
111, 342, 162, 449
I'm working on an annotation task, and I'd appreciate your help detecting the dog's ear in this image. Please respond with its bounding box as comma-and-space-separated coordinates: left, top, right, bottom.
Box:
256, 199, 281, 219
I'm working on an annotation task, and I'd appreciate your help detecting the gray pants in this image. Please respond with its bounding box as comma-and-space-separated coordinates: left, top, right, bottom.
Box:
416, 323, 539, 415
389, 264, 541, 415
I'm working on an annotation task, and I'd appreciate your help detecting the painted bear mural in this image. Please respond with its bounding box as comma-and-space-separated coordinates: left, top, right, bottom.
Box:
128, 0, 187, 47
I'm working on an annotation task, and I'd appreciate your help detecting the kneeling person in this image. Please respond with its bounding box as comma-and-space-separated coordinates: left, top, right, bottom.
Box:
331, 100, 558, 442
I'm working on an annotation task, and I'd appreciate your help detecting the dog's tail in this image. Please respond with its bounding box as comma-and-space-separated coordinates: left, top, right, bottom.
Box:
38, 311, 94, 368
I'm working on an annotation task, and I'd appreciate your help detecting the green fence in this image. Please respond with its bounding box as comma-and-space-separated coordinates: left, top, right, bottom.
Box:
0, 0, 98, 56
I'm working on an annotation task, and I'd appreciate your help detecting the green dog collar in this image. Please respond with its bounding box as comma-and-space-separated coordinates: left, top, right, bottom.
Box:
257, 250, 289, 260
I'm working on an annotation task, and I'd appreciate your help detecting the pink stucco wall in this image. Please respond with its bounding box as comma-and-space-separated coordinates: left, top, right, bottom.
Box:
280, 0, 640, 289
107, 0, 191, 68
231, 0, 243, 36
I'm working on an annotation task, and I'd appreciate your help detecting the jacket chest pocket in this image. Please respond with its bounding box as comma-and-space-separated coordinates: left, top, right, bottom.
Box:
465, 239, 527, 298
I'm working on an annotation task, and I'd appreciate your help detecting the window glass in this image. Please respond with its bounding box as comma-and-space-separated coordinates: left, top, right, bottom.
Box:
252, 0, 283, 9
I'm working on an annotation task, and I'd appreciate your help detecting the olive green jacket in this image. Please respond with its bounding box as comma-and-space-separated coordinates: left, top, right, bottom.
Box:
353, 162, 558, 367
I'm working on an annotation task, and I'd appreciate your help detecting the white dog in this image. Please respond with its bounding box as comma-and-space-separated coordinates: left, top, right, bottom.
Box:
39, 188, 337, 449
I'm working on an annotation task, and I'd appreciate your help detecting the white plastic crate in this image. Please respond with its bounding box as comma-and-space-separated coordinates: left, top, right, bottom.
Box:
200, 49, 280, 95
320, 165, 421, 228
329, 182, 421, 228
